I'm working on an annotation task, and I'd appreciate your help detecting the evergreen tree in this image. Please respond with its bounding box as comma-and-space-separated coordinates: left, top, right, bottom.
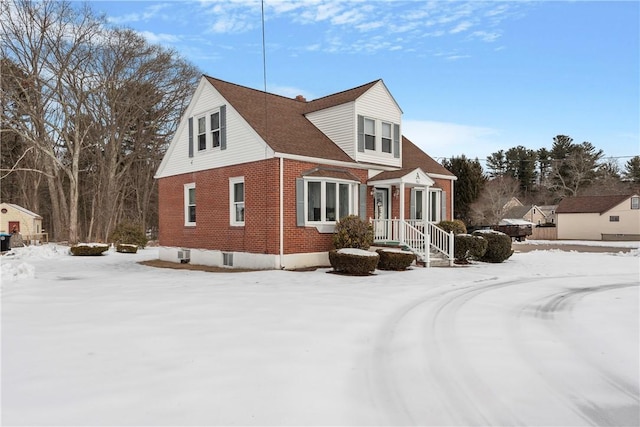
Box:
623, 156, 640, 183
486, 150, 507, 178
442, 156, 486, 225
505, 145, 538, 194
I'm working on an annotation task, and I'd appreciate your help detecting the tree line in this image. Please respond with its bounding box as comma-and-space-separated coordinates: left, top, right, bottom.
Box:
1, 0, 201, 243
443, 136, 640, 225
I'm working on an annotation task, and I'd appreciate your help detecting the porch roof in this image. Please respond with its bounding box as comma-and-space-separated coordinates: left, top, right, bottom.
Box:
367, 168, 435, 187
301, 166, 361, 182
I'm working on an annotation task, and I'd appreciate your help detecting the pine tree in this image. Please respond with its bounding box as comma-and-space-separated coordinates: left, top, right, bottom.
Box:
442, 156, 486, 225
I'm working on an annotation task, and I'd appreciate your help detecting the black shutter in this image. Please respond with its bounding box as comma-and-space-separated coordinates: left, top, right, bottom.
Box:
359, 184, 367, 220
357, 115, 364, 153
188, 117, 194, 158
393, 123, 400, 158
220, 105, 227, 150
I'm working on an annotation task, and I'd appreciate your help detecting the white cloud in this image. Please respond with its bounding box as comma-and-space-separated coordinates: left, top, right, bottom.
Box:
450, 21, 473, 34
138, 31, 181, 44
266, 84, 315, 100
402, 119, 503, 161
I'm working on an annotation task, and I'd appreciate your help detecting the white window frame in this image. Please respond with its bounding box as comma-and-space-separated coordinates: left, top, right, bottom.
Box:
412, 188, 425, 220
429, 189, 442, 223
229, 176, 245, 226
381, 121, 392, 154
631, 196, 639, 210
211, 111, 221, 148
184, 183, 196, 226
196, 116, 207, 151
304, 178, 356, 224
364, 118, 376, 151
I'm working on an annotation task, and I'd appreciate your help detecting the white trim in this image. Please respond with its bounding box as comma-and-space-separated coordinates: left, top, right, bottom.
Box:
279, 157, 284, 269
229, 176, 245, 226
428, 173, 457, 181
184, 183, 196, 226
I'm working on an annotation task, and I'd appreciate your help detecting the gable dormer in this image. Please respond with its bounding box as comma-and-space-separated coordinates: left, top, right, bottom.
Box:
305, 80, 402, 168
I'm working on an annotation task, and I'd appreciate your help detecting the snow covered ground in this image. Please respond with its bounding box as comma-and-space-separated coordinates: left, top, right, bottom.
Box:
2, 242, 639, 426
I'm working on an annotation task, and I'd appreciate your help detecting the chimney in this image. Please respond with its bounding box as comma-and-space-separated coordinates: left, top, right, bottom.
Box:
295, 95, 306, 102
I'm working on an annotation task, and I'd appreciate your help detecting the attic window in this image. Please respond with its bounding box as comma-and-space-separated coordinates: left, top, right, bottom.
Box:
632, 196, 639, 210
1, 208, 6, 214
364, 118, 375, 150
381, 122, 392, 153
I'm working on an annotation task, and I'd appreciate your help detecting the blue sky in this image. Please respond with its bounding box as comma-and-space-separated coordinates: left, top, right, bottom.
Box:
90, 0, 639, 166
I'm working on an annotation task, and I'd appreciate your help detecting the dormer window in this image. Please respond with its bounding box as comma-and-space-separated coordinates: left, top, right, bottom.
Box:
382, 122, 392, 153
211, 112, 220, 148
197, 117, 206, 151
364, 118, 375, 150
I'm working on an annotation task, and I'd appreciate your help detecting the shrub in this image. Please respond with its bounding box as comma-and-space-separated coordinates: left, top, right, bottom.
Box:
454, 234, 488, 263
472, 230, 513, 263
376, 249, 416, 271
116, 243, 138, 254
329, 248, 379, 275
437, 219, 467, 235
332, 215, 373, 250
110, 221, 148, 249
70, 244, 109, 256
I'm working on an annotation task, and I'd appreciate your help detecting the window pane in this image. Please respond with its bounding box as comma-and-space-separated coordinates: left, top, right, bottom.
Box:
365, 135, 375, 150
211, 112, 219, 130
188, 206, 196, 223
632, 197, 639, 209
198, 117, 206, 133
415, 190, 423, 220
382, 137, 391, 153
382, 122, 391, 138
364, 118, 375, 134
212, 130, 220, 147
189, 188, 196, 205
236, 203, 245, 222
234, 182, 244, 202
198, 134, 206, 150
339, 184, 349, 219
308, 181, 321, 221
430, 192, 437, 222
326, 182, 336, 221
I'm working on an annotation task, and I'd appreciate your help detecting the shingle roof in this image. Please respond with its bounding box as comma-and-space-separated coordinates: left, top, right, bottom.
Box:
204, 76, 354, 162
401, 136, 455, 177
204, 76, 456, 179
556, 194, 633, 214
504, 205, 532, 219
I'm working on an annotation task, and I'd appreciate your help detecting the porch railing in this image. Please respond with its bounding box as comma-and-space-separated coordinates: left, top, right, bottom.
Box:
370, 218, 454, 266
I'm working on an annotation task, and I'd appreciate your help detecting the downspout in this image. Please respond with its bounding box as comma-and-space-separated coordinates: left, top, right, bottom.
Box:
279, 156, 284, 269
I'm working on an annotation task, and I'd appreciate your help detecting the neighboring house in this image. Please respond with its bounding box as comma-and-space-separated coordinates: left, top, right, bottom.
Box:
502, 204, 547, 226
155, 76, 457, 269
537, 205, 557, 225
556, 194, 640, 241
0, 203, 43, 242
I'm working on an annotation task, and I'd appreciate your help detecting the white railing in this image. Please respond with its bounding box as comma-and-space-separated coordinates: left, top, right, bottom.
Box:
370, 218, 454, 266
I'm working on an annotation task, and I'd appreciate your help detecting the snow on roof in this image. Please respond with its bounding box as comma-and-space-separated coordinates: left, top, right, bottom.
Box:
499, 218, 535, 226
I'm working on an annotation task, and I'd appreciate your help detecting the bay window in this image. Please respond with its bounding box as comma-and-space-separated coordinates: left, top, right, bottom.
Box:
306, 179, 355, 223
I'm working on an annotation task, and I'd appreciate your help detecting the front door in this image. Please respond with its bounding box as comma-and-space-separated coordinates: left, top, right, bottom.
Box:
373, 188, 390, 240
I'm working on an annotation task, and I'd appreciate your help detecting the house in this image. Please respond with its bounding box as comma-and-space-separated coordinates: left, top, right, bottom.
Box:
502, 204, 547, 226
555, 194, 640, 241
0, 203, 43, 244
155, 76, 457, 269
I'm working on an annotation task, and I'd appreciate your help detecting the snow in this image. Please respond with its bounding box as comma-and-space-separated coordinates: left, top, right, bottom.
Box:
1, 243, 639, 426
337, 247, 379, 257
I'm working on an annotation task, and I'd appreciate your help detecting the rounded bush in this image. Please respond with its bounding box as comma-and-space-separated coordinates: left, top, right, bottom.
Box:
376, 249, 416, 270
437, 219, 467, 235
332, 215, 373, 250
454, 234, 488, 263
110, 221, 148, 249
116, 243, 138, 254
70, 244, 109, 256
472, 230, 513, 263
329, 248, 379, 275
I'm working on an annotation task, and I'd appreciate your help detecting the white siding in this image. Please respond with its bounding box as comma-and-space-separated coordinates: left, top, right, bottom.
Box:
354, 81, 402, 167
306, 102, 355, 158
557, 199, 640, 240
156, 78, 273, 178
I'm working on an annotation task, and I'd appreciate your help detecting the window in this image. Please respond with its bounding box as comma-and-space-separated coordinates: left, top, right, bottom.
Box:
211, 112, 220, 148
610, 215, 620, 222
632, 196, 639, 210
413, 189, 424, 220
381, 122, 392, 153
230, 177, 244, 226
184, 183, 196, 226
197, 117, 206, 151
364, 118, 375, 150
429, 190, 441, 222
306, 180, 354, 223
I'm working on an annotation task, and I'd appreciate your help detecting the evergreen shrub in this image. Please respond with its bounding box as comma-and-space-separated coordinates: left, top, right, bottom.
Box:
110, 221, 148, 248
329, 249, 379, 275
437, 219, 467, 235
70, 244, 109, 256
454, 234, 488, 263
472, 230, 513, 263
332, 215, 373, 250
376, 249, 416, 270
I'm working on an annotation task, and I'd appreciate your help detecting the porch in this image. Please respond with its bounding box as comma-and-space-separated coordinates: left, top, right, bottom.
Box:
370, 218, 454, 267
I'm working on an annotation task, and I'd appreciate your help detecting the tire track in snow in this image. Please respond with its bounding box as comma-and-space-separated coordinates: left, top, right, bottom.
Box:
367, 276, 547, 425
510, 276, 640, 426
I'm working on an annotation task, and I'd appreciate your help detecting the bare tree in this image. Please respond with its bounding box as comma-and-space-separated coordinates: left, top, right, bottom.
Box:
469, 176, 520, 225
